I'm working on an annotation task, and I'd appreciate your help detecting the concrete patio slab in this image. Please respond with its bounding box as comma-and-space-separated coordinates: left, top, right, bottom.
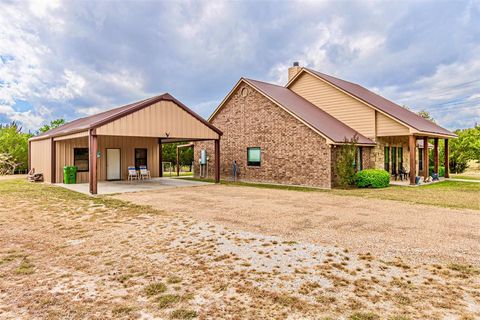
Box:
55, 177, 211, 195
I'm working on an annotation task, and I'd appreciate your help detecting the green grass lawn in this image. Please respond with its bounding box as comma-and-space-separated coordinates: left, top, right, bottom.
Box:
180, 177, 480, 211
450, 174, 480, 181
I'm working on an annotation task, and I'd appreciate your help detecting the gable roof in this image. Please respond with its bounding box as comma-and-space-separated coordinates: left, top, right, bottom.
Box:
30, 93, 222, 141
289, 68, 455, 138
211, 78, 375, 145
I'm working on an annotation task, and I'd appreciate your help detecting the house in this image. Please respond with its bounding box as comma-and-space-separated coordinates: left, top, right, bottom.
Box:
29, 93, 222, 194
194, 63, 456, 188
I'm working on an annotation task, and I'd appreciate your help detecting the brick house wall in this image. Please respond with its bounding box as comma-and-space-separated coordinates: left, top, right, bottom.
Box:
194, 82, 333, 188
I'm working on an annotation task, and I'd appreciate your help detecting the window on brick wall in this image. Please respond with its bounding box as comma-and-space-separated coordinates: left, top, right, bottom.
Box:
384, 146, 390, 172
247, 147, 261, 166
354, 147, 363, 171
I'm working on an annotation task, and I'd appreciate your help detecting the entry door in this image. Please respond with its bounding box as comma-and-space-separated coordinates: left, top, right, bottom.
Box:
106, 148, 121, 180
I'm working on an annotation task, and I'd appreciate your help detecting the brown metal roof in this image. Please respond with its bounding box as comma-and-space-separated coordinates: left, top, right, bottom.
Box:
244, 78, 375, 145
30, 93, 222, 141
304, 68, 456, 137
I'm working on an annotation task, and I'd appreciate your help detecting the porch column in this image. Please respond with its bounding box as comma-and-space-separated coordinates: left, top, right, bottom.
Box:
214, 139, 220, 183
423, 136, 429, 180
158, 139, 163, 177
409, 135, 416, 185
433, 138, 439, 174
444, 139, 450, 178
89, 131, 98, 195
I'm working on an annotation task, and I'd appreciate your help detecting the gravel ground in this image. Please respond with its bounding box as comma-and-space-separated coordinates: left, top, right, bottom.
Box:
1, 180, 479, 319
114, 184, 480, 266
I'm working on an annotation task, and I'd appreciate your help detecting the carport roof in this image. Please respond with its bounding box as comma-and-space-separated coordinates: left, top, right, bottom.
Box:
30, 93, 222, 141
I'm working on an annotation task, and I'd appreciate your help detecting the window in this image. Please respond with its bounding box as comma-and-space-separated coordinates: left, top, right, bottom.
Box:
355, 147, 363, 171
398, 147, 403, 170
418, 148, 423, 171
247, 147, 261, 166
384, 146, 390, 172
391, 147, 397, 174
135, 148, 147, 170
74, 148, 89, 172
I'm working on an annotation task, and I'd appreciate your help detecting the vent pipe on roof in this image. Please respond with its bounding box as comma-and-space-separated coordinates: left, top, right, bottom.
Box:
288, 62, 301, 83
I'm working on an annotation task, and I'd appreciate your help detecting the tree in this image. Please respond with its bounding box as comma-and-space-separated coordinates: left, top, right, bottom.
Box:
39, 119, 65, 134
0, 122, 32, 173
417, 110, 435, 123
439, 125, 480, 173
335, 135, 358, 187
161, 142, 194, 169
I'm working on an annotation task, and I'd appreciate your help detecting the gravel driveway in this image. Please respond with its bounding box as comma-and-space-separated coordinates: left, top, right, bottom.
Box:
114, 184, 480, 265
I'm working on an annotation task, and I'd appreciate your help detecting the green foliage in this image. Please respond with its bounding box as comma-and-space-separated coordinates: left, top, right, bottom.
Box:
429, 166, 445, 177
0, 122, 32, 173
417, 110, 435, 122
355, 169, 390, 188
162, 143, 194, 165
335, 135, 358, 187
440, 125, 480, 173
38, 119, 65, 133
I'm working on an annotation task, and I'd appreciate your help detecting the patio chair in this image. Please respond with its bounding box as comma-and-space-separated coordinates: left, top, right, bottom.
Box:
128, 166, 139, 181
399, 166, 408, 181
139, 165, 151, 180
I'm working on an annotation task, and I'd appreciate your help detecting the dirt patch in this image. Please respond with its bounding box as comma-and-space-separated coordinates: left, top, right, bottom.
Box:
115, 184, 480, 266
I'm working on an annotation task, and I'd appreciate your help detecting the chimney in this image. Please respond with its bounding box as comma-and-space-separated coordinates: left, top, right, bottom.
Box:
288, 61, 301, 82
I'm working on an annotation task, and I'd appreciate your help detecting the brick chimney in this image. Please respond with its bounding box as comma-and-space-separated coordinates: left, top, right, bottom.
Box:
288, 61, 301, 82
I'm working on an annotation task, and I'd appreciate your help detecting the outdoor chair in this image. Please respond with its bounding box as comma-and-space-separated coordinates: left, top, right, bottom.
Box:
139, 165, 151, 180
128, 166, 139, 181
399, 166, 408, 181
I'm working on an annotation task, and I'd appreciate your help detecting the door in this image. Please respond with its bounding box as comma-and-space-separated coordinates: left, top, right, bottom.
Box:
106, 148, 121, 180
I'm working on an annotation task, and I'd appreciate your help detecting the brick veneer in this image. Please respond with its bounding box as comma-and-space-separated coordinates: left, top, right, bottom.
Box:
194, 82, 333, 188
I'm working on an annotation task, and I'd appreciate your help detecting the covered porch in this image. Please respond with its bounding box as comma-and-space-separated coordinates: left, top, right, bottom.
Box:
407, 135, 450, 185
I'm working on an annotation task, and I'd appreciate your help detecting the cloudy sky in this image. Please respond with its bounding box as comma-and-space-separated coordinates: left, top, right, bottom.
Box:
1, 0, 479, 132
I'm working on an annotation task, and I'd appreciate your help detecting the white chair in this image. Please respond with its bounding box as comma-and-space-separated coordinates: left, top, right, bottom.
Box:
128, 166, 139, 181
139, 165, 151, 180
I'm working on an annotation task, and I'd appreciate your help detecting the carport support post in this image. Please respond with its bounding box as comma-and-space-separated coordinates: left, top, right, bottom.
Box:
444, 139, 449, 178
176, 146, 180, 176
89, 131, 98, 195
158, 139, 163, 177
423, 136, 429, 180
433, 138, 439, 175
409, 135, 416, 185
214, 139, 220, 183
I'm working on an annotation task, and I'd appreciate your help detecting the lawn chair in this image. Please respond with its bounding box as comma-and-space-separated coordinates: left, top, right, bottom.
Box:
27, 168, 43, 182
128, 166, 139, 181
139, 165, 151, 180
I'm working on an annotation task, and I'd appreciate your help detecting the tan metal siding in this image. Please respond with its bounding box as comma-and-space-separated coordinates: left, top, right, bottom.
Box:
95, 100, 219, 140
53, 131, 88, 141
55, 136, 160, 183
289, 72, 376, 138
376, 112, 410, 136
96, 136, 159, 181
29, 138, 52, 183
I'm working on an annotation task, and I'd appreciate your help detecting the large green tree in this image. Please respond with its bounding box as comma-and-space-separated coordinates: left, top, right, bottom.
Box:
38, 119, 66, 134
0, 122, 32, 173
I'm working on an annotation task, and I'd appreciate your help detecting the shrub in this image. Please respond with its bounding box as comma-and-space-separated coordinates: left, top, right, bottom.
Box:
335, 135, 358, 187
429, 166, 445, 177
355, 169, 390, 188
